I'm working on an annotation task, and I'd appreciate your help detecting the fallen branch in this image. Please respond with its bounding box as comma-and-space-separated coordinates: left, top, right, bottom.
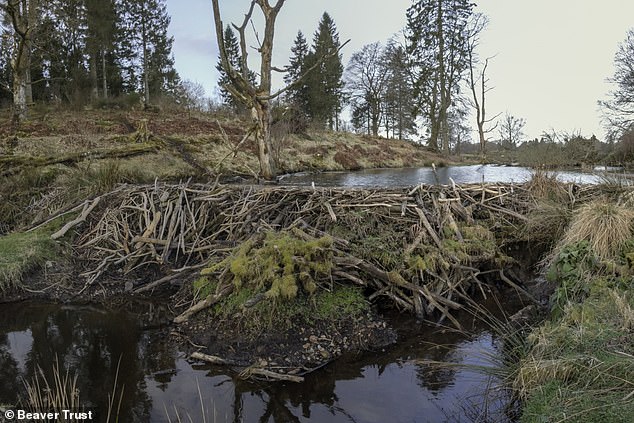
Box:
51, 197, 101, 240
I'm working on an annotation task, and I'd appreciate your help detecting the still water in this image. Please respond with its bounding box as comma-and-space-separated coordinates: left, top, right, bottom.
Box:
0, 300, 519, 422
279, 164, 607, 187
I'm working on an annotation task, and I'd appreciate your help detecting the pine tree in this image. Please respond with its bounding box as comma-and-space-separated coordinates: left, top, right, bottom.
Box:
382, 41, 417, 140
85, 0, 120, 100
305, 12, 344, 129
118, 0, 179, 105
284, 30, 309, 111
215, 25, 251, 112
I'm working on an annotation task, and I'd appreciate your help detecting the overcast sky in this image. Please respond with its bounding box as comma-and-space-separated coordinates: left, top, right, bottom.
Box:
166, 1, 634, 142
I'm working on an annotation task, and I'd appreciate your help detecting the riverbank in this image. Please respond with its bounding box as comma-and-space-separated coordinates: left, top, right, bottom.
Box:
0, 108, 463, 235
513, 198, 634, 422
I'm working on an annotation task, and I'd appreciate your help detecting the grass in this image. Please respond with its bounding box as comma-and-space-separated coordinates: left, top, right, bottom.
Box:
558, 200, 634, 260
0, 225, 58, 291
515, 198, 634, 422
23, 357, 80, 416
518, 286, 634, 423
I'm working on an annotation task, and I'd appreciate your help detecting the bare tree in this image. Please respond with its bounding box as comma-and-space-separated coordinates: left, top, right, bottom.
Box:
345, 42, 389, 137
466, 14, 498, 158
600, 28, 634, 141
498, 112, 525, 149
212, 1, 347, 179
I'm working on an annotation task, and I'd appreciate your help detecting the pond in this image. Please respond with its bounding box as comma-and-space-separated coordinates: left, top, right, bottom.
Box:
0, 296, 522, 422
278, 164, 614, 187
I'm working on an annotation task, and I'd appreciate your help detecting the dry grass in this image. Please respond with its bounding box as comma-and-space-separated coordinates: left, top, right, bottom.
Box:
23, 358, 80, 414
526, 169, 569, 203
559, 200, 634, 260
524, 200, 572, 249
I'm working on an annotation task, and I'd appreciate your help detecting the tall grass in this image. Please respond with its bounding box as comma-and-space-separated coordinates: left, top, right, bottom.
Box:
23, 357, 80, 415
558, 200, 634, 260
22, 357, 124, 423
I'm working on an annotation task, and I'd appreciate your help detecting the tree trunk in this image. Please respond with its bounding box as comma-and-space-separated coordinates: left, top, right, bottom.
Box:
90, 54, 99, 101
253, 101, 275, 180
12, 70, 27, 124
102, 50, 108, 99
141, 4, 150, 107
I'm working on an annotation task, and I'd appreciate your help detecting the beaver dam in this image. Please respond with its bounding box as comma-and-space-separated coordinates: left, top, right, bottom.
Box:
52, 179, 600, 382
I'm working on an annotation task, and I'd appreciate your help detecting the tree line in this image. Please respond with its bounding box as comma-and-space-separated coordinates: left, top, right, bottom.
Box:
216, 0, 491, 158
0, 0, 180, 123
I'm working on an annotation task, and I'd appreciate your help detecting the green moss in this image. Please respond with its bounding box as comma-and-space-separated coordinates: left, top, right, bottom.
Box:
314, 285, 368, 320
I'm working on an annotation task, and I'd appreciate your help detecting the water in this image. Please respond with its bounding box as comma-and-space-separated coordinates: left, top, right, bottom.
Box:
0, 300, 519, 422
279, 164, 606, 187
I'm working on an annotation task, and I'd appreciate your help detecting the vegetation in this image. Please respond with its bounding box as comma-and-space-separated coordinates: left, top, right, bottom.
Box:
0, 0, 180, 123
0, 223, 58, 291
514, 199, 634, 422
193, 230, 367, 336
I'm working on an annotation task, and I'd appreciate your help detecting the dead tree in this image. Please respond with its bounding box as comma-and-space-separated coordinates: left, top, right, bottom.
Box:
466, 14, 498, 158
211, 0, 347, 180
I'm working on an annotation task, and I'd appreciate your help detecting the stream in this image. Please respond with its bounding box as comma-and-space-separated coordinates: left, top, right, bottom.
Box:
0, 295, 523, 422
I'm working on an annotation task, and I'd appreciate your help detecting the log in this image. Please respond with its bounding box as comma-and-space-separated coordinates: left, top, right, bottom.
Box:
51, 197, 101, 240
190, 351, 235, 365
0, 143, 159, 176
242, 368, 304, 383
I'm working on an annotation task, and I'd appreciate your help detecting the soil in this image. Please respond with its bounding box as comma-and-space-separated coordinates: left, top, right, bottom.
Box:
175, 306, 396, 377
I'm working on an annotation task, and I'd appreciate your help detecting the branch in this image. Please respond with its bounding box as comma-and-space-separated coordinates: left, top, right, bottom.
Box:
231, 0, 256, 80
261, 38, 350, 101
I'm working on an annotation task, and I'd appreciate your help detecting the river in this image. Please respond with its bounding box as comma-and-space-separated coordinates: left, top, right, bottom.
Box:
278, 164, 618, 187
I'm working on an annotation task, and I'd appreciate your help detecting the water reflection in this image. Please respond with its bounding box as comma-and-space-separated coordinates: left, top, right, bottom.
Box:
281, 164, 603, 187
0, 301, 517, 422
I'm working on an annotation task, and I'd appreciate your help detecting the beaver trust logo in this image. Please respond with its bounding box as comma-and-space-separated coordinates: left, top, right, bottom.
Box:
3, 409, 94, 421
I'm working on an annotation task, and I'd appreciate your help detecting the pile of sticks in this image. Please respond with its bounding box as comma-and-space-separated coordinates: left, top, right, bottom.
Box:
75, 180, 539, 322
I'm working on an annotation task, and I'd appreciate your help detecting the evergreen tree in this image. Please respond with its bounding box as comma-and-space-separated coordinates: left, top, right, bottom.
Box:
85, 0, 120, 100
304, 12, 344, 129
407, 0, 474, 153
382, 41, 417, 140
118, 0, 179, 105
283, 30, 309, 111
215, 25, 250, 112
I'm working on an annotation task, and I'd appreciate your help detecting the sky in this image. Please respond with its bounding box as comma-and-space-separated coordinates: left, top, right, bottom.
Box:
165, 0, 634, 142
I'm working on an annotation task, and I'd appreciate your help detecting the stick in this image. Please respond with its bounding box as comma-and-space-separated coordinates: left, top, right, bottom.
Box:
190, 352, 235, 365
51, 197, 101, 240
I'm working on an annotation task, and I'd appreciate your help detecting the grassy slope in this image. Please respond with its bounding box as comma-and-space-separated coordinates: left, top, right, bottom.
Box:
0, 108, 455, 179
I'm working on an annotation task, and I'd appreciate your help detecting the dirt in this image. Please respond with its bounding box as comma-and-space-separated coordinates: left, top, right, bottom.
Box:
175, 305, 396, 376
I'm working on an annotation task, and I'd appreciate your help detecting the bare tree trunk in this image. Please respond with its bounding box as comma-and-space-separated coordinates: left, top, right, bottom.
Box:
102, 50, 108, 99
6, 0, 36, 125
12, 71, 27, 124
90, 54, 99, 101
141, 3, 150, 107
253, 101, 275, 179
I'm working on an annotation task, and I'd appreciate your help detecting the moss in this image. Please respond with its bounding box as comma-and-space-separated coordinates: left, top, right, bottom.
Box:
313, 285, 368, 320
